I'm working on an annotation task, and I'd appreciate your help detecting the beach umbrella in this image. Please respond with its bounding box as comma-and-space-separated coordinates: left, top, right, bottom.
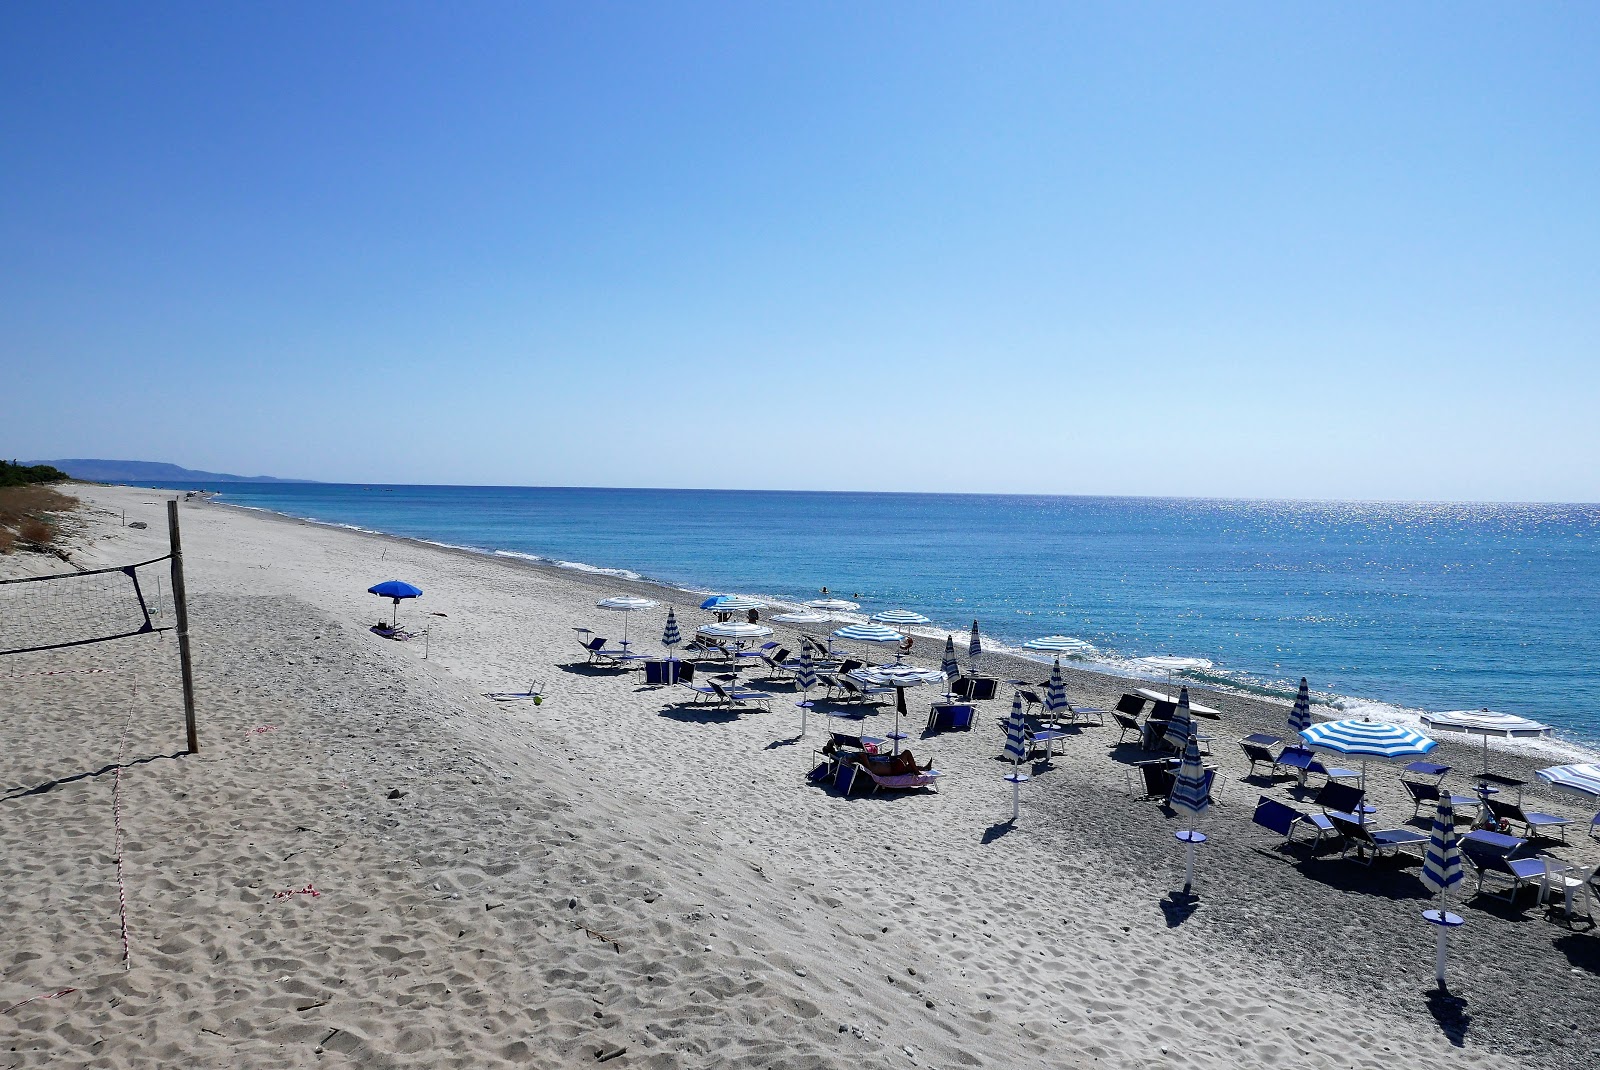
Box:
1139, 654, 1212, 692
661, 607, 681, 657
795, 650, 817, 735
1002, 692, 1030, 820
1422, 708, 1552, 776
368, 580, 422, 627
968, 620, 982, 674
1043, 658, 1069, 721
596, 595, 658, 645
700, 594, 767, 615
1288, 677, 1313, 736
1021, 635, 1095, 656
1168, 719, 1212, 895
850, 665, 944, 753
1535, 763, 1600, 831
940, 635, 960, 682
807, 598, 860, 612
832, 623, 905, 650
871, 609, 931, 627
771, 610, 830, 624
1299, 718, 1438, 819
696, 621, 773, 642
1163, 686, 1194, 752
1419, 796, 1465, 989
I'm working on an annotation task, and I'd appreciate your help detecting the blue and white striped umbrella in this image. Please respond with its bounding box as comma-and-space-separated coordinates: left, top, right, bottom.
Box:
1420, 797, 1463, 896
1002, 693, 1030, 765
1022, 635, 1094, 656
661, 607, 681, 651
871, 609, 931, 626
1043, 658, 1069, 719
940, 635, 960, 681
1288, 677, 1312, 735
1536, 763, 1600, 800
968, 620, 982, 663
832, 623, 905, 645
1169, 719, 1211, 821
697, 622, 773, 641
597, 595, 658, 643
806, 598, 860, 613
700, 594, 766, 613
795, 651, 818, 694
1298, 718, 1438, 759
1163, 686, 1194, 751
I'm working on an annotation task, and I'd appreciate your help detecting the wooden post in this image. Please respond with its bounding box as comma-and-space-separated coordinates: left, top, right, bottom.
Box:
167, 500, 199, 753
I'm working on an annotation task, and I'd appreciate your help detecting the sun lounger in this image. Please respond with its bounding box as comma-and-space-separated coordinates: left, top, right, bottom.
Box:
1461, 831, 1545, 902
1135, 760, 1176, 801
1252, 795, 1337, 850
1326, 813, 1427, 864
1064, 702, 1106, 726
579, 635, 632, 666
1239, 736, 1283, 777
710, 680, 772, 710
1115, 693, 1148, 720
675, 662, 721, 703
1113, 711, 1144, 746
951, 676, 998, 701
1482, 797, 1573, 842
1400, 779, 1481, 820
851, 750, 943, 793
1031, 726, 1070, 758
1016, 688, 1043, 713
926, 702, 975, 733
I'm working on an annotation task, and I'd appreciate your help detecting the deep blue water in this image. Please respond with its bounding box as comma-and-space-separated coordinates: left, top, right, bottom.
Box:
148, 483, 1600, 746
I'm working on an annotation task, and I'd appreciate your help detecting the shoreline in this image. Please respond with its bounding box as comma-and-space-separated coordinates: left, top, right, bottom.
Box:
200, 487, 1600, 765
6, 484, 1597, 1068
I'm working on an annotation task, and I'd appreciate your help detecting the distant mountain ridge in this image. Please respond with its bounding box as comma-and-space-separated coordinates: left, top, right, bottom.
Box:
30, 459, 317, 484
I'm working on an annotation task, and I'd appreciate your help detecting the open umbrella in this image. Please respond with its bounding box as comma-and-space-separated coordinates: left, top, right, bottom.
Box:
806, 598, 860, 614
696, 621, 773, 678
1002, 692, 1030, 820
1139, 654, 1212, 694
1422, 709, 1552, 776
850, 665, 944, 753
700, 594, 766, 617
832, 623, 904, 650
1288, 677, 1313, 736
661, 607, 681, 657
1535, 763, 1600, 832
771, 610, 830, 624
1299, 718, 1438, 820
1169, 718, 1212, 895
368, 580, 422, 628
1419, 796, 1465, 990
871, 609, 931, 627
597, 595, 658, 645
1022, 635, 1094, 657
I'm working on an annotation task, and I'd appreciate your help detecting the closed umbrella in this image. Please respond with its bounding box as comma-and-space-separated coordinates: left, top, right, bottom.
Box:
968, 620, 982, 676
661, 608, 681, 657
1164, 686, 1194, 751
1288, 678, 1313, 736
1002, 692, 1030, 821
368, 580, 422, 628
794, 651, 818, 736
1043, 659, 1068, 721
1168, 719, 1212, 895
940, 635, 960, 682
1419, 797, 1465, 990
597, 595, 658, 645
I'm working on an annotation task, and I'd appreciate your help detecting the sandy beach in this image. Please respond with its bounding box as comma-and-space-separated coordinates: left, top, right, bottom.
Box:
4, 484, 1597, 1069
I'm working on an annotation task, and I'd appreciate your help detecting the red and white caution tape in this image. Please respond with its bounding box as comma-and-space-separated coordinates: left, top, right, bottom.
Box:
3, 988, 78, 1013
272, 883, 322, 900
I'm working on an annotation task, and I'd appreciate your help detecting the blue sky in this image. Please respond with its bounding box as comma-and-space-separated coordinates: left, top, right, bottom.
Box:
3, 3, 1596, 500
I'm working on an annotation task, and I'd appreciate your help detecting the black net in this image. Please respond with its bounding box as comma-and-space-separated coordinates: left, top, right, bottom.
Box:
0, 556, 173, 656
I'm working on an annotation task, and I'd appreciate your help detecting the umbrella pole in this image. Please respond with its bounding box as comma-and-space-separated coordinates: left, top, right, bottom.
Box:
392, 599, 398, 629
1183, 837, 1196, 895
1435, 927, 1450, 988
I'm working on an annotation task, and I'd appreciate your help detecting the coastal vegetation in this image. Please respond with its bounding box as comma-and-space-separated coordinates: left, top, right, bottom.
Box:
0, 460, 69, 487
0, 483, 75, 555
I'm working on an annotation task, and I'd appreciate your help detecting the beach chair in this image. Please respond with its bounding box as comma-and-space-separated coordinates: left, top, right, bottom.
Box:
1252, 795, 1338, 851
1135, 760, 1176, 801
1461, 833, 1546, 903
1272, 745, 1330, 784
1149, 699, 1177, 720
1016, 688, 1044, 713
710, 680, 772, 710
580, 635, 630, 666
952, 676, 998, 701
1400, 779, 1482, 821
1141, 718, 1172, 752
1402, 761, 1451, 784
926, 702, 974, 734
1482, 797, 1573, 842
852, 750, 943, 794
1114, 694, 1148, 720
1113, 711, 1144, 746
676, 662, 721, 704
1064, 701, 1106, 726
1326, 813, 1427, 865
1539, 860, 1599, 925
759, 648, 795, 680
1239, 734, 1283, 777
1313, 780, 1366, 817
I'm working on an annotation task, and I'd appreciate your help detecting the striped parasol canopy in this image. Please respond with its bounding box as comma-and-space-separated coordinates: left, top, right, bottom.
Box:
1422, 708, 1551, 739
771, 610, 829, 624
1022, 635, 1094, 656
1043, 659, 1069, 719
1169, 719, 1212, 821
696, 622, 773, 641
700, 594, 767, 613
1536, 763, 1600, 800
1299, 718, 1438, 759
1164, 686, 1194, 752
661, 607, 681, 651
968, 620, 982, 662
1288, 677, 1313, 735
832, 623, 905, 645
848, 666, 945, 688
1419, 797, 1464, 896
806, 598, 860, 612
1002, 693, 1030, 765
871, 609, 931, 627
794, 651, 818, 694
940, 635, 960, 681
597, 595, 658, 643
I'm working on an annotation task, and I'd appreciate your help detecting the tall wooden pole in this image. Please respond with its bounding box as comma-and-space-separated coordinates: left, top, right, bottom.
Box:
167, 500, 199, 753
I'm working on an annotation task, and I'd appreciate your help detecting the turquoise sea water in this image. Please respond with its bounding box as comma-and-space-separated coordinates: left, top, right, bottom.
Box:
152, 483, 1600, 748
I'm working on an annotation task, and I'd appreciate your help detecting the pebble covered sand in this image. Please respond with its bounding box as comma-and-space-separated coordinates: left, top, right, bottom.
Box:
3, 485, 1597, 1068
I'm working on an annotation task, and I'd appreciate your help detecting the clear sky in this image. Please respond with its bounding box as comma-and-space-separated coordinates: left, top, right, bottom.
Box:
2, 3, 1596, 500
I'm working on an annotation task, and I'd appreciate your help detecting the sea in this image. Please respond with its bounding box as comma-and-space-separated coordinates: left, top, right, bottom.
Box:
144, 483, 1600, 752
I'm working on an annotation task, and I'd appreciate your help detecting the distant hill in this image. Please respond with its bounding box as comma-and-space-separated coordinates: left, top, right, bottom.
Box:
30, 459, 318, 484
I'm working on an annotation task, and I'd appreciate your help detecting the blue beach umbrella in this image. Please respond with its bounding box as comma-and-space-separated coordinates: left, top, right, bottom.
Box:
1003, 693, 1030, 765
871, 609, 931, 627
1043, 659, 1069, 721
368, 580, 422, 627
832, 622, 905, 649
1169, 719, 1212, 894
661, 608, 681, 656
1300, 717, 1438, 818
794, 650, 817, 735
941, 636, 960, 682
1419, 796, 1464, 989
1288, 677, 1313, 736
1164, 686, 1194, 752
700, 594, 766, 615
1536, 763, 1600, 833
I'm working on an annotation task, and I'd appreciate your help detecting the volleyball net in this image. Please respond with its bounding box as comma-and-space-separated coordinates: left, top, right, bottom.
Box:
0, 555, 174, 657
